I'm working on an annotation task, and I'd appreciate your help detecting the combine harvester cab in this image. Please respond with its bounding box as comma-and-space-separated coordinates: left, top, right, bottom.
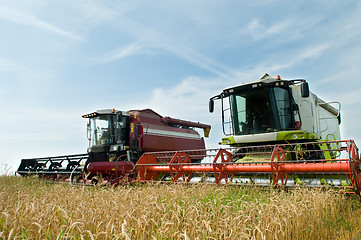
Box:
209, 73, 341, 148
136, 74, 361, 197
16, 108, 211, 184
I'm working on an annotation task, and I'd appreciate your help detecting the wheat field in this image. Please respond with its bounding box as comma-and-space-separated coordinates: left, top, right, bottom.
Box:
0, 176, 361, 239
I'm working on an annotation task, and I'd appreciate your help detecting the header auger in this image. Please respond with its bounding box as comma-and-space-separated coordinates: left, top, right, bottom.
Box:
136, 140, 361, 196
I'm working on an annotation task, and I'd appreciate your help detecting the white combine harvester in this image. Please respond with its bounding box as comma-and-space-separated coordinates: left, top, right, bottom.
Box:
137, 74, 361, 197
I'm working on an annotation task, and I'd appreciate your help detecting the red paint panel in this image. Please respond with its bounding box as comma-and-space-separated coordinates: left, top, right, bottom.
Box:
141, 134, 205, 152
87, 161, 135, 176
130, 109, 164, 125
128, 109, 206, 152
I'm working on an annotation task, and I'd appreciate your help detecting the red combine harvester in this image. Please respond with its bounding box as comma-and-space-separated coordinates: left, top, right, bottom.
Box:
16, 109, 210, 184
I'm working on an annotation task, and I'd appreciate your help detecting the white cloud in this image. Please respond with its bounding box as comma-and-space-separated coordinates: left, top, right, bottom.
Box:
298, 43, 333, 61
275, 43, 333, 70
150, 77, 217, 112
159, 42, 235, 79
145, 76, 234, 148
233, 13, 324, 46
0, 6, 82, 41
244, 18, 296, 41
92, 5, 333, 82
97, 40, 156, 63
96, 16, 237, 79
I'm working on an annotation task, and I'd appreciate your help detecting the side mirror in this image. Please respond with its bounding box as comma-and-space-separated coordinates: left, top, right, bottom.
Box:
116, 111, 123, 122
301, 82, 309, 98
86, 122, 91, 140
209, 99, 214, 113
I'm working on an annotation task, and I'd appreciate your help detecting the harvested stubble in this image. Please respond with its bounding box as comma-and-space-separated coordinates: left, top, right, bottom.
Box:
0, 176, 361, 239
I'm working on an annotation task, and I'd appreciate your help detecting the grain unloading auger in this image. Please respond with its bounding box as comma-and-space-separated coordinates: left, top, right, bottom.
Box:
135, 140, 361, 195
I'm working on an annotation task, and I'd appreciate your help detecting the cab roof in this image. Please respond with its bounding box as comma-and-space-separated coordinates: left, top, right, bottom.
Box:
82, 109, 129, 118
223, 74, 280, 92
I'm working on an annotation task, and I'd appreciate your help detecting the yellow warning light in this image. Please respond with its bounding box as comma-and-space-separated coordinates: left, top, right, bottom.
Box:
204, 128, 211, 138
276, 75, 281, 80
112, 108, 115, 113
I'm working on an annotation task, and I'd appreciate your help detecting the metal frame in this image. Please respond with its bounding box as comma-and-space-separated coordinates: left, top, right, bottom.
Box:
136, 140, 361, 198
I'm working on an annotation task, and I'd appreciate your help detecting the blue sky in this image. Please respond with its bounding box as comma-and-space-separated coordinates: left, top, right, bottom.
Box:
1, 1, 361, 173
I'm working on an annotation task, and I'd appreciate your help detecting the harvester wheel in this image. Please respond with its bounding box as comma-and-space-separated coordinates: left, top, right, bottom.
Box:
169, 152, 192, 182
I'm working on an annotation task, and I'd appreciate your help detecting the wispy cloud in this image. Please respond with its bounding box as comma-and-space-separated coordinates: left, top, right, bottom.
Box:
275, 42, 333, 70
146, 76, 225, 148
237, 14, 323, 44
97, 40, 156, 63
96, 16, 237, 80
149, 76, 222, 116
159, 42, 236, 79
297, 43, 333, 61
0, 7, 82, 41
97, 39, 235, 79
246, 19, 290, 40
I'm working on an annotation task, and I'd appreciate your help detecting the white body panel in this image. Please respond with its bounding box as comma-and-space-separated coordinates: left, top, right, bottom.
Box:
316, 101, 341, 140
233, 132, 277, 143
290, 84, 341, 140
